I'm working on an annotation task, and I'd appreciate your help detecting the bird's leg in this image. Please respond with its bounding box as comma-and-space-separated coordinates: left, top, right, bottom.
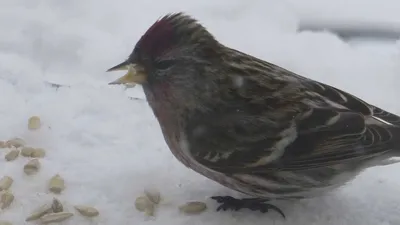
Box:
210, 196, 285, 218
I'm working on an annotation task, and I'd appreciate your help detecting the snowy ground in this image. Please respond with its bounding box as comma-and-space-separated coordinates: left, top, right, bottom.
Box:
1, 0, 400, 224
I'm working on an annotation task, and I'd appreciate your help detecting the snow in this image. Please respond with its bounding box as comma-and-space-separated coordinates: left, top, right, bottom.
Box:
1, 0, 400, 224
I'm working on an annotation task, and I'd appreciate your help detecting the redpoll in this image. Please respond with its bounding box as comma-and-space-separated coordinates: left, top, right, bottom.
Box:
106, 12, 400, 218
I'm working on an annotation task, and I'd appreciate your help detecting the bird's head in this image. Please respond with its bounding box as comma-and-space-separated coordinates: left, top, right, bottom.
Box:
106, 13, 226, 110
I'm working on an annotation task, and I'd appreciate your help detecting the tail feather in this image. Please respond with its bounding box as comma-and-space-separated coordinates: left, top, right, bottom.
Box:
387, 125, 400, 158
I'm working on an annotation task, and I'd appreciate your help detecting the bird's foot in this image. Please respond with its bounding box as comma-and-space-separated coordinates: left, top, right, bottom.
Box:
210, 196, 285, 218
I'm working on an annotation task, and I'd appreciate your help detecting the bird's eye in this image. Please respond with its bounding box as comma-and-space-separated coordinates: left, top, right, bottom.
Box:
155, 60, 176, 70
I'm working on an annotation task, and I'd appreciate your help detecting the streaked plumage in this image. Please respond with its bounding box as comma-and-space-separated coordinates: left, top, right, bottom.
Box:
106, 12, 400, 216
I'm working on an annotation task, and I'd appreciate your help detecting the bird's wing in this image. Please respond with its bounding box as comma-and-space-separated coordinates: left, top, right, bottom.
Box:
184, 80, 398, 173
302, 79, 400, 127
269, 109, 395, 171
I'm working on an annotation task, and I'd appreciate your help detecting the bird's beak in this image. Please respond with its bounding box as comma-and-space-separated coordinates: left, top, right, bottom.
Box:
106, 60, 147, 85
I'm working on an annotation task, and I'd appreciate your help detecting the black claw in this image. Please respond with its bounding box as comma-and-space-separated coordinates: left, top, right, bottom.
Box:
210, 195, 285, 218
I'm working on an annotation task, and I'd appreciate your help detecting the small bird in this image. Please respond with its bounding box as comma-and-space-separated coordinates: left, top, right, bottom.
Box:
106, 12, 400, 217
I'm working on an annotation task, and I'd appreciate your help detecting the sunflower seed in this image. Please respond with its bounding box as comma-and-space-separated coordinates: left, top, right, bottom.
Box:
178, 201, 207, 214
23, 159, 40, 175
5, 149, 19, 161
6, 138, 25, 148
25, 203, 52, 221
135, 196, 153, 212
144, 189, 161, 204
28, 116, 41, 130
21, 146, 35, 157
0, 221, 12, 225
74, 205, 99, 217
48, 174, 65, 194
40, 212, 73, 224
0, 176, 13, 191
32, 148, 46, 158
51, 198, 63, 213
0, 191, 14, 209
144, 204, 155, 217
0, 141, 6, 148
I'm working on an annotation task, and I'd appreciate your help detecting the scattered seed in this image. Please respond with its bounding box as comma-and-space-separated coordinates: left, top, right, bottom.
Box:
178, 201, 207, 214
74, 205, 99, 217
51, 198, 63, 213
40, 212, 73, 224
145, 189, 161, 204
28, 116, 41, 130
48, 174, 65, 194
0, 176, 13, 191
0, 191, 14, 209
0, 221, 12, 225
32, 148, 46, 158
5, 148, 19, 161
24, 159, 40, 175
6, 138, 25, 148
25, 203, 52, 221
21, 147, 35, 157
135, 196, 153, 212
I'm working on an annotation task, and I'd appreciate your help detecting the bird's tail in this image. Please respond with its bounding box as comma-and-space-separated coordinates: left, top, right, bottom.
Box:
392, 126, 400, 154
376, 125, 400, 166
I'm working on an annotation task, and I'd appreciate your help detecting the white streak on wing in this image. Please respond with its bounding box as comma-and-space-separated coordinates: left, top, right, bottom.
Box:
369, 116, 394, 126
203, 151, 212, 160
246, 123, 297, 167
325, 113, 340, 126
209, 153, 220, 162
324, 98, 348, 109
221, 151, 233, 159
337, 91, 347, 102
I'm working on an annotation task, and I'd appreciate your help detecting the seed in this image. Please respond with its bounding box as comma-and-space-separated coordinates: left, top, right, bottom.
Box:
32, 148, 46, 158
0, 221, 12, 225
48, 174, 65, 194
178, 201, 207, 214
21, 146, 35, 157
23, 159, 40, 175
28, 116, 41, 130
0, 176, 13, 191
144, 204, 155, 217
51, 198, 63, 213
135, 196, 153, 212
0, 141, 6, 148
0, 191, 14, 209
25, 203, 52, 221
40, 212, 73, 224
20, 147, 46, 158
74, 205, 99, 217
144, 189, 161, 204
5, 148, 19, 161
6, 138, 25, 148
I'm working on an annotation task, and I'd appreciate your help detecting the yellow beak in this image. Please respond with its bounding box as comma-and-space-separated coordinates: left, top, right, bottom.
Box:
106, 61, 147, 85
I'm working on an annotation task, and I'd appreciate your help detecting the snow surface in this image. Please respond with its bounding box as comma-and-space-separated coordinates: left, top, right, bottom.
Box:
1, 0, 400, 224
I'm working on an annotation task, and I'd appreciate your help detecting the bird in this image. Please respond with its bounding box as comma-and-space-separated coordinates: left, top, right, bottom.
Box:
106, 12, 400, 218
